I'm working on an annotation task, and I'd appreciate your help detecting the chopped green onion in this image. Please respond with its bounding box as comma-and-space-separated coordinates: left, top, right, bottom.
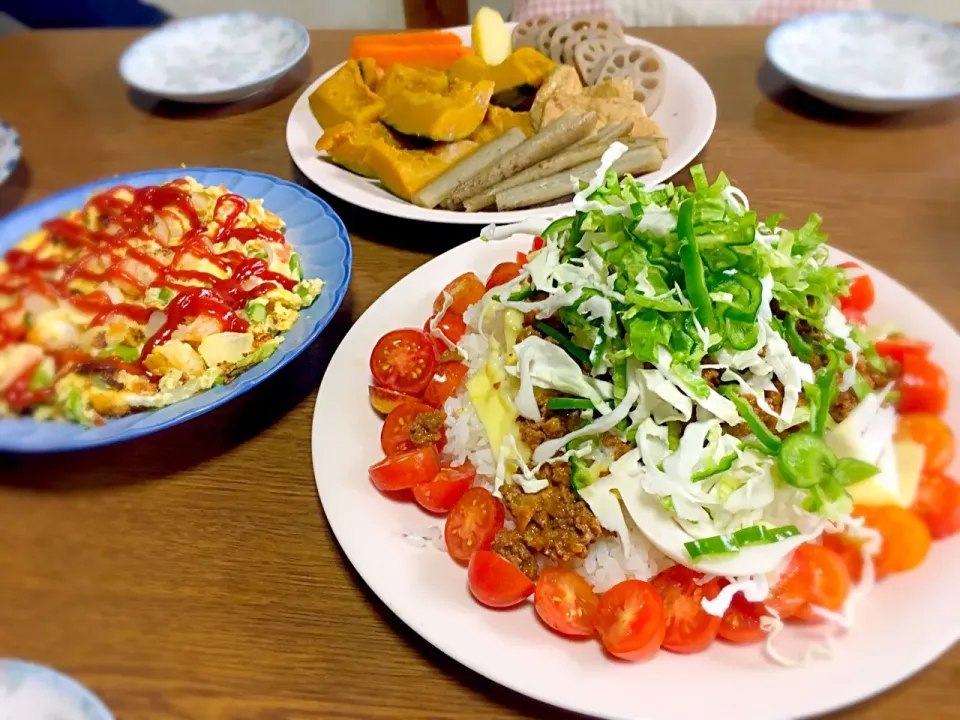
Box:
296, 283, 312, 302
684, 524, 801, 560
546, 397, 594, 411
157, 287, 176, 303
677, 198, 715, 330
660, 496, 677, 515
289, 253, 303, 280
64, 388, 90, 426
720, 385, 781, 452
535, 322, 590, 365
99, 345, 140, 363
777, 431, 836, 488
245, 300, 267, 323
785, 316, 815, 363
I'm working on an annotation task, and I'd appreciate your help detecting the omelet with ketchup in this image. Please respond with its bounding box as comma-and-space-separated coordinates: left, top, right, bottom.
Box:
0, 178, 323, 425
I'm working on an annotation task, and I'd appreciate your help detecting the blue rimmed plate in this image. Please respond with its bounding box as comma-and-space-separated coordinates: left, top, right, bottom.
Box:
0, 659, 113, 719
0, 121, 20, 185
767, 10, 960, 113
0, 167, 351, 453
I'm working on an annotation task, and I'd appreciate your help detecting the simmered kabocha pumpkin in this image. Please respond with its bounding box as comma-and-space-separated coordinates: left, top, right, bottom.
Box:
379, 79, 495, 142
315, 122, 402, 178
364, 139, 478, 200
308, 59, 385, 129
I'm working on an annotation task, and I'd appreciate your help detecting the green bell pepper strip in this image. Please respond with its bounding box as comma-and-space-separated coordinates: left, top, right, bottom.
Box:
810, 370, 837, 436
720, 385, 782, 452
546, 397, 595, 411
684, 523, 801, 560
694, 223, 755, 249
722, 315, 760, 351
785, 316, 815, 363
739, 440, 778, 457
507, 286, 535, 302
677, 198, 715, 330
667, 421, 682, 452
542, 216, 574, 243
535, 322, 591, 365
777, 431, 837, 488
99, 345, 140, 363
691, 451, 738, 481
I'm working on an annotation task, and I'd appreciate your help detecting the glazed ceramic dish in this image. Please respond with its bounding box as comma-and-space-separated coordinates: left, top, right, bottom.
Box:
767, 10, 960, 113
286, 24, 716, 225
119, 12, 309, 103
0, 168, 351, 452
0, 121, 20, 185
0, 659, 113, 719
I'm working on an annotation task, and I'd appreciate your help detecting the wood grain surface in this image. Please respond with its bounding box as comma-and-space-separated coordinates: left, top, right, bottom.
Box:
1, 27, 959, 720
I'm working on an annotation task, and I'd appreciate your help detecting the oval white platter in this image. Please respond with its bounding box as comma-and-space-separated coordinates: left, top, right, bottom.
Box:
311, 233, 960, 720
287, 25, 716, 225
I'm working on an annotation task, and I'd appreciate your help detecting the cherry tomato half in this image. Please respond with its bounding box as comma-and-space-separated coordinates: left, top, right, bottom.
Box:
433, 273, 486, 315
792, 544, 851, 623
766, 551, 814, 619
531, 236, 546, 252
899, 352, 948, 415
422, 361, 469, 409
874, 337, 932, 365
412, 462, 476, 514
651, 565, 722, 654
534, 568, 600, 637
423, 311, 466, 355
380, 401, 442, 456
855, 505, 931, 578
485, 262, 523, 291
841, 307, 866, 326
896, 413, 955, 473
719, 592, 769, 644
368, 385, 418, 415
370, 328, 436, 396
821, 532, 865, 583
444, 487, 505, 563
368, 446, 440, 493
839, 274, 875, 313
594, 579, 666, 662
468, 550, 535, 608
911, 473, 960, 540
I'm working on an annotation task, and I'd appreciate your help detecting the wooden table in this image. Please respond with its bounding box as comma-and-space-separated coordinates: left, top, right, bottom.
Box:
1, 27, 959, 720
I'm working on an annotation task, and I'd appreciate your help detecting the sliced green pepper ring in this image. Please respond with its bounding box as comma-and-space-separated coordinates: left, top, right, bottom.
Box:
543, 216, 574, 242
777, 431, 837, 488
785, 316, 815, 363
722, 314, 760, 351
702, 246, 740, 272
711, 271, 763, 322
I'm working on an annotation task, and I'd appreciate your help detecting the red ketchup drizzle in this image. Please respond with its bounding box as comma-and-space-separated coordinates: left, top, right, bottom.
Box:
0, 181, 292, 410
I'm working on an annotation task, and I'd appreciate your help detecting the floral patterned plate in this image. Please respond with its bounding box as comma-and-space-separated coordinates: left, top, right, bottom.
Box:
0, 659, 113, 720
119, 12, 309, 104
766, 10, 960, 113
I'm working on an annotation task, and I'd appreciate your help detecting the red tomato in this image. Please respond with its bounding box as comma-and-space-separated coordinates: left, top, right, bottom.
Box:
855, 505, 932, 577
516, 251, 528, 265
839, 274, 875, 313
422, 362, 469, 409
651, 565, 722, 654
534, 568, 600, 637
423, 311, 466, 355
380, 401, 442, 456
485, 262, 523, 290
874, 337, 932, 364
444, 487, 505, 563
766, 551, 813, 619
792, 544, 851, 623
899, 352, 948, 414
412, 462, 476, 513
821, 532, 865, 583
719, 592, 769, 644
896, 413, 955, 473
594, 579, 666, 662
368, 447, 440, 493
467, 551, 535, 608
433, 273, 486, 315
369, 385, 419, 415
531, 236, 545, 252
911, 473, 960, 540
841, 307, 866, 326
370, 329, 436, 396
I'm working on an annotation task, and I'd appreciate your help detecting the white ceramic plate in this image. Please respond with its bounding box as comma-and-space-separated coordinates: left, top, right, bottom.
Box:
0, 121, 20, 186
312, 232, 960, 720
766, 10, 960, 113
119, 12, 309, 104
287, 25, 716, 225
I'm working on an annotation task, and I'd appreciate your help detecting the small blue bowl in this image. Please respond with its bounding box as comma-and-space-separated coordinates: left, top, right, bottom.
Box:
0, 121, 20, 185
0, 659, 113, 719
767, 10, 960, 113
119, 12, 310, 104
0, 168, 352, 453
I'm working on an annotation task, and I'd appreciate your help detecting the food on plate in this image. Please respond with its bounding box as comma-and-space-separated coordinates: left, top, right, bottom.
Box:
308, 59, 386, 130
350, 31, 464, 60
448, 47, 556, 108
467, 106, 534, 144
413, 128, 526, 210
0, 178, 323, 424
443, 111, 598, 209
348, 31, 472, 71
595, 45, 666, 114
380, 79, 495, 142
471, 7, 513, 65
537, 17, 623, 60
364, 157, 957, 663
511, 17, 554, 50
315, 122, 400, 178
377, 63, 450, 98
574, 37, 623, 85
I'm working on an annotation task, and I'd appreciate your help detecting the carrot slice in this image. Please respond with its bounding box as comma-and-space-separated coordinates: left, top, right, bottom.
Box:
854, 505, 932, 578
350, 31, 463, 58
354, 44, 473, 70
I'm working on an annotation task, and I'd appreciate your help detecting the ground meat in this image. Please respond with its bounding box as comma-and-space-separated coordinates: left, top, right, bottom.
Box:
408, 410, 445, 446
515, 325, 542, 344
701, 367, 721, 390
721, 380, 803, 441
600, 432, 633, 459
830, 390, 858, 424
517, 389, 581, 450
830, 355, 897, 424
493, 461, 602, 580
